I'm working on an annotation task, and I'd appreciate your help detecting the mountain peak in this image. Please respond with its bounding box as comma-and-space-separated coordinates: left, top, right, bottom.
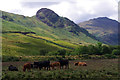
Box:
90, 17, 118, 23
36, 8, 59, 25
94, 17, 108, 19
78, 17, 119, 45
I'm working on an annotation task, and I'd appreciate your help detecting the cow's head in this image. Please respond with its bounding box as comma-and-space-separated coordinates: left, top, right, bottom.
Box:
74, 62, 79, 66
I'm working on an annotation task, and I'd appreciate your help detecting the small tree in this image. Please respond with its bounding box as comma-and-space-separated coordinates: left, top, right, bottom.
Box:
95, 42, 103, 55
75, 46, 89, 55
101, 45, 111, 54
88, 45, 98, 55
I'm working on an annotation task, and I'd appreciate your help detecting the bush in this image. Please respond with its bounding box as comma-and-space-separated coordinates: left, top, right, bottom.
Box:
112, 49, 120, 55
56, 56, 63, 60
75, 46, 89, 55
2, 56, 20, 62
81, 54, 90, 59
101, 45, 111, 54
88, 45, 98, 55
48, 57, 56, 61
57, 49, 66, 56
104, 54, 116, 59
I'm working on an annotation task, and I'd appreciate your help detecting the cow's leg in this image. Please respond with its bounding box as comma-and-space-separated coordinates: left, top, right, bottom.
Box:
55, 67, 56, 70
46, 67, 48, 70
39, 67, 41, 70
61, 66, 63, 69
65, 65, 67, 69
66, 64, 69, 69
52, 66, 54, 70
59, 66, 60, 69
68, 65, 69, 69
49, 66, 50, 70
60, 66, 62, 69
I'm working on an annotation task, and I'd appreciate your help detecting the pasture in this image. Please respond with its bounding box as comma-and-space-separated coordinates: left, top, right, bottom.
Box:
2, 59, 119, 80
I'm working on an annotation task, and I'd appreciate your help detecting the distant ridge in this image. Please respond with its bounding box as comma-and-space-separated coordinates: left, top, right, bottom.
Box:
78, 17, 119, 45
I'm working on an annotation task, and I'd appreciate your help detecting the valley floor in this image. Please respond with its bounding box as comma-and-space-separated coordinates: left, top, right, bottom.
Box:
2, 59, 119, 79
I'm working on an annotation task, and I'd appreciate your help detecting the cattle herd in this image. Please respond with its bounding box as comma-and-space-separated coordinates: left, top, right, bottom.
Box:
8, 59, 87, 72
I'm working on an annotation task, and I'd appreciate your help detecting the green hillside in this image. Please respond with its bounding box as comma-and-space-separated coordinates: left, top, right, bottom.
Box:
1, 8, 99, 56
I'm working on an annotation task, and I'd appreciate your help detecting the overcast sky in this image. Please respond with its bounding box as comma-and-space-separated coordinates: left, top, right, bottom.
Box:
0, 0, 119, 23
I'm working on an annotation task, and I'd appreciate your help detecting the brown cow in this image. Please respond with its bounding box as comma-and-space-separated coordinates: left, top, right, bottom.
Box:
23, 63, 31, 72
80, 62, 87, 66
50, 62, 60, 70
74, 62, 87, 66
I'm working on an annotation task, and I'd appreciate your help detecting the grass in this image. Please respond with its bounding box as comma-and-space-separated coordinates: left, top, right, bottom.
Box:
2, 33, 61, 56
2, 59, 119, 79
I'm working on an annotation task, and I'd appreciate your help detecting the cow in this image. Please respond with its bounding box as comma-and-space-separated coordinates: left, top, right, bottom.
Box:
58, 59, 69, 69
23, 63, 31, 72
80, 62, 87, 66
50, 62, 60, 70
8, 65, 18, 71
74, 62, 87, 66
34, 60, 50, 70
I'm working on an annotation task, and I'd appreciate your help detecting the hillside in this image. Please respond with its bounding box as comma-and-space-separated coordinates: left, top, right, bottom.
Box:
78, 17, 119, 45
1, 8, 99, 56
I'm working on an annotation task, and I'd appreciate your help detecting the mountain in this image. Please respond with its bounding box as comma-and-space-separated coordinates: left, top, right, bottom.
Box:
1, 8, 99, 56
78, 17, 119, 45
36, 8, 98, 39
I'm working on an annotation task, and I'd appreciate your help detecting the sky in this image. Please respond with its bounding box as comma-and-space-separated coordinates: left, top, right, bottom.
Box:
0, 0, 119, 23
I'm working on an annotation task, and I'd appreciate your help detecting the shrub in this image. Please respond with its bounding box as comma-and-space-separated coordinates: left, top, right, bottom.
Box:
101, 45, 111, 54
104, 54, 116, 59
75, 46, 89, 55
88, 45, 98, 55
57, 49, 66, 56
81, 54, 90, 59
48, 57, 56, 61
2, 56, 20, 62
112, 49, 120, 55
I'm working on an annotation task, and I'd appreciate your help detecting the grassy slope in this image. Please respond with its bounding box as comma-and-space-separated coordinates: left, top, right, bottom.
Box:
2, 11, 98, 44
2, 11, 99, 56
2, 19, 78, 56
2, 33, 64, 56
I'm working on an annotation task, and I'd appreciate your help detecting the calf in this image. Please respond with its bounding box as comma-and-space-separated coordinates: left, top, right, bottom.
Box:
50, 62, 60, 70
74, 62, 87, 66
23, 63, 31, 72
8, 65, 18, 71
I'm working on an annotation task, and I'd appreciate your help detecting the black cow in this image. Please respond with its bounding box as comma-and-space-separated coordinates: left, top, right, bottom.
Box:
34, 61, 50, 70
58, 59, 69, 69
8, 65, 18, 71
30, 64, 34, 68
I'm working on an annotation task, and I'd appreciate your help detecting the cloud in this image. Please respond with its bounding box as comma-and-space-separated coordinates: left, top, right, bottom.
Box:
0, 0, 118, 23
21, 2, 59, 8
48, 0, 118, 23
